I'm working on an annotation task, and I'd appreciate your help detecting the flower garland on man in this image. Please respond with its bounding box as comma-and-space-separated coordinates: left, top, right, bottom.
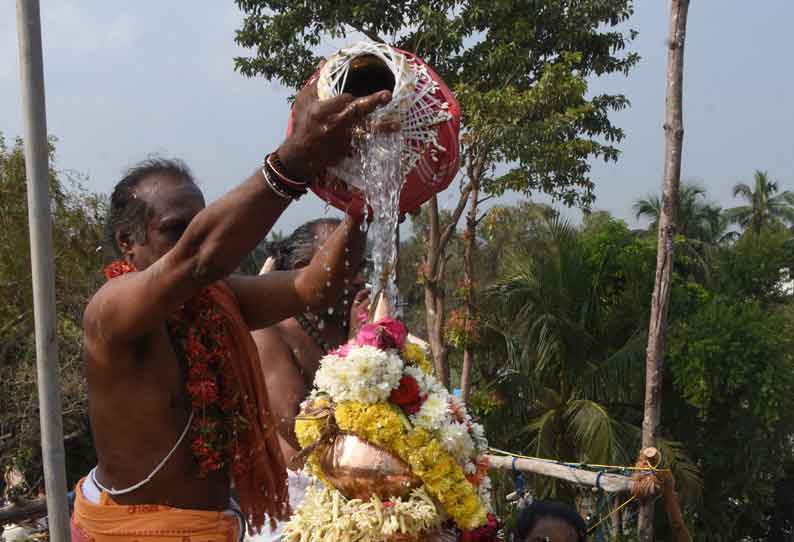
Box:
72, 81, 394, 542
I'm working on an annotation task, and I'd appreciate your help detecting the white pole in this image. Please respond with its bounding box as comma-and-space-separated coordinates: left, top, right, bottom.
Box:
15, 0, 71, 539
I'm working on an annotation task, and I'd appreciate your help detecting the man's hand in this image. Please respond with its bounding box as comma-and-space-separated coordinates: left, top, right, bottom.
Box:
277, 82, 392, 183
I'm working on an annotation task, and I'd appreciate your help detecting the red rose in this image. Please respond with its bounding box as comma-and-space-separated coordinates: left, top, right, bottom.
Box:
390, 375, 424, 414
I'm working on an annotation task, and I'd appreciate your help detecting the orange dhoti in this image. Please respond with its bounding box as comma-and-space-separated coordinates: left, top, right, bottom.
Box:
70, 479, 243, 542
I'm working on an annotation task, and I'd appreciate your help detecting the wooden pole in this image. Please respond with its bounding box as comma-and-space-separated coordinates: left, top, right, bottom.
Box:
638, 1, 690, 540
0, 498, 48, 525
486, 454, 634, 494
15, 1, 71, 539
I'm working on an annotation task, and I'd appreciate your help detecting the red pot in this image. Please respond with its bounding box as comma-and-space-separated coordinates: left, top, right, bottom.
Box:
286, 47, 461, 218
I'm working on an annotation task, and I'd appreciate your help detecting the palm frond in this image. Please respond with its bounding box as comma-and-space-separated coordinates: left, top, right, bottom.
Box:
527, 407, 559, 458
565, 399, 629, 466
633, 195, 661, 224
732, 182, 754, 201
580, 331, 647, 403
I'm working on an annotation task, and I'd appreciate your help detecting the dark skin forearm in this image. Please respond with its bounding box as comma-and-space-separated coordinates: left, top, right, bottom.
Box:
662, 474, 692, 542
174, 169, 289, 286
229, 216, 365, 330
296, 215, 365, 310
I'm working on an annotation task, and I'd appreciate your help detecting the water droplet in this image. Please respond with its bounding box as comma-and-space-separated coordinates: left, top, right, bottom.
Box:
326, 281, 331, 287
327, 307, 334, 315
324, 265, 331, 272
343, 289, 349, 296
318, 320, 325, 330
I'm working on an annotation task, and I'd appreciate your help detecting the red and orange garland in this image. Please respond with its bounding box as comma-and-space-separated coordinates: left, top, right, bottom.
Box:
104, 260, 248, 477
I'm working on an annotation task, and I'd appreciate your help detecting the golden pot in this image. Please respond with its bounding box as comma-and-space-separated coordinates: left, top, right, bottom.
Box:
318, 433, 421, 500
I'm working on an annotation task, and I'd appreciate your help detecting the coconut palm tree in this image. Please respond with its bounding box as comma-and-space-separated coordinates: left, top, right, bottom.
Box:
484, 217, 701, 500
724, 170, 794, 235
634, 184, 728, 283
633, 183, 726, 244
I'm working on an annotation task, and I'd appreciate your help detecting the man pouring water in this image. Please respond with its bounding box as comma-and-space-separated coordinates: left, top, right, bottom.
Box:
72, 76, 395, 540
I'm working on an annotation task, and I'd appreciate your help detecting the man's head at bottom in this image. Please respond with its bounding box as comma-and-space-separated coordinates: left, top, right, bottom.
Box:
105, 158, 205, 270
514, 500, 587, 542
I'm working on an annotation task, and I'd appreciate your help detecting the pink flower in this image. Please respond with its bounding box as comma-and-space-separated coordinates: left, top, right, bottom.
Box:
355, 318, 407, 350
331, 342, 354, 358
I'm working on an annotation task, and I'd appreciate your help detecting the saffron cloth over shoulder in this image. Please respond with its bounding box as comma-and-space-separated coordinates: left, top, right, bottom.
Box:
104, 260, 289, 533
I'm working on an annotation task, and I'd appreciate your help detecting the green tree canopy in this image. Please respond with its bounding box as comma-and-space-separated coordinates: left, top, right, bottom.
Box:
234, 0, 639, 207
0, 134, 105, 497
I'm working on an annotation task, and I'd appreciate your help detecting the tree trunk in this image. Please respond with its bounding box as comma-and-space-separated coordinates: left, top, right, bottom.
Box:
460, 181, 480, 404
424, 195, 450, 388
422, 183, 473, 390
638, 1, 690, 540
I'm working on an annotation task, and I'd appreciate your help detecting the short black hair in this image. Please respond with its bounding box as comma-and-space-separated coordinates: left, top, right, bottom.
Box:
104, 157, 196, 258
514, 500, 587, 542
267, 218, 342, 270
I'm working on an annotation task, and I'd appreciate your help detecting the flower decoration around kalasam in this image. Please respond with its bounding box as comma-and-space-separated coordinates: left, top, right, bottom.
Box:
287, 318, 499, 542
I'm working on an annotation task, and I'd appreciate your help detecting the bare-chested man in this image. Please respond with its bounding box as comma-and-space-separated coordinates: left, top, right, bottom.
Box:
246, 219, 370, 541
73, 82, 393, 541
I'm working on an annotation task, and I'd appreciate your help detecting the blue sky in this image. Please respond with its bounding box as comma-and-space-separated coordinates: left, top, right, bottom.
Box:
2, 1, 793, 234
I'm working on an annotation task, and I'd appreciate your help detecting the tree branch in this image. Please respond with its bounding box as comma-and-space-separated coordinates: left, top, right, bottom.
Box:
347, 24, 386, 44
438, 182, 473, 259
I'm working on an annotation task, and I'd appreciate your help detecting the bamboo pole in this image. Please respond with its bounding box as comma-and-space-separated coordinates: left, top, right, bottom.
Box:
15, 0, 71, 539
486, 454, 634, 494
638, 1, 690, 540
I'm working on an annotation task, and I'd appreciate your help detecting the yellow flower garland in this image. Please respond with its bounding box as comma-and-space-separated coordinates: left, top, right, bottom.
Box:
294, 411, 332, 486
402, 341, 434, 376
334, 401, 488, 530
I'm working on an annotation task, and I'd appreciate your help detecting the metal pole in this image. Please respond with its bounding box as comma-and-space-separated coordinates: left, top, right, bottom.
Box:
15, 1, 71, 539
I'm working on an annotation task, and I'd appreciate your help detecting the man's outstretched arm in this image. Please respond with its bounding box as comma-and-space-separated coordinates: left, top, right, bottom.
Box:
85, 85, 391, 347
227, 215, 365, 330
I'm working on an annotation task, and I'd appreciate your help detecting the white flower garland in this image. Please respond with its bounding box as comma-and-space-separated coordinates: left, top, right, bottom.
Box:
314, 346, 404, 404
282, 485, 441, 542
